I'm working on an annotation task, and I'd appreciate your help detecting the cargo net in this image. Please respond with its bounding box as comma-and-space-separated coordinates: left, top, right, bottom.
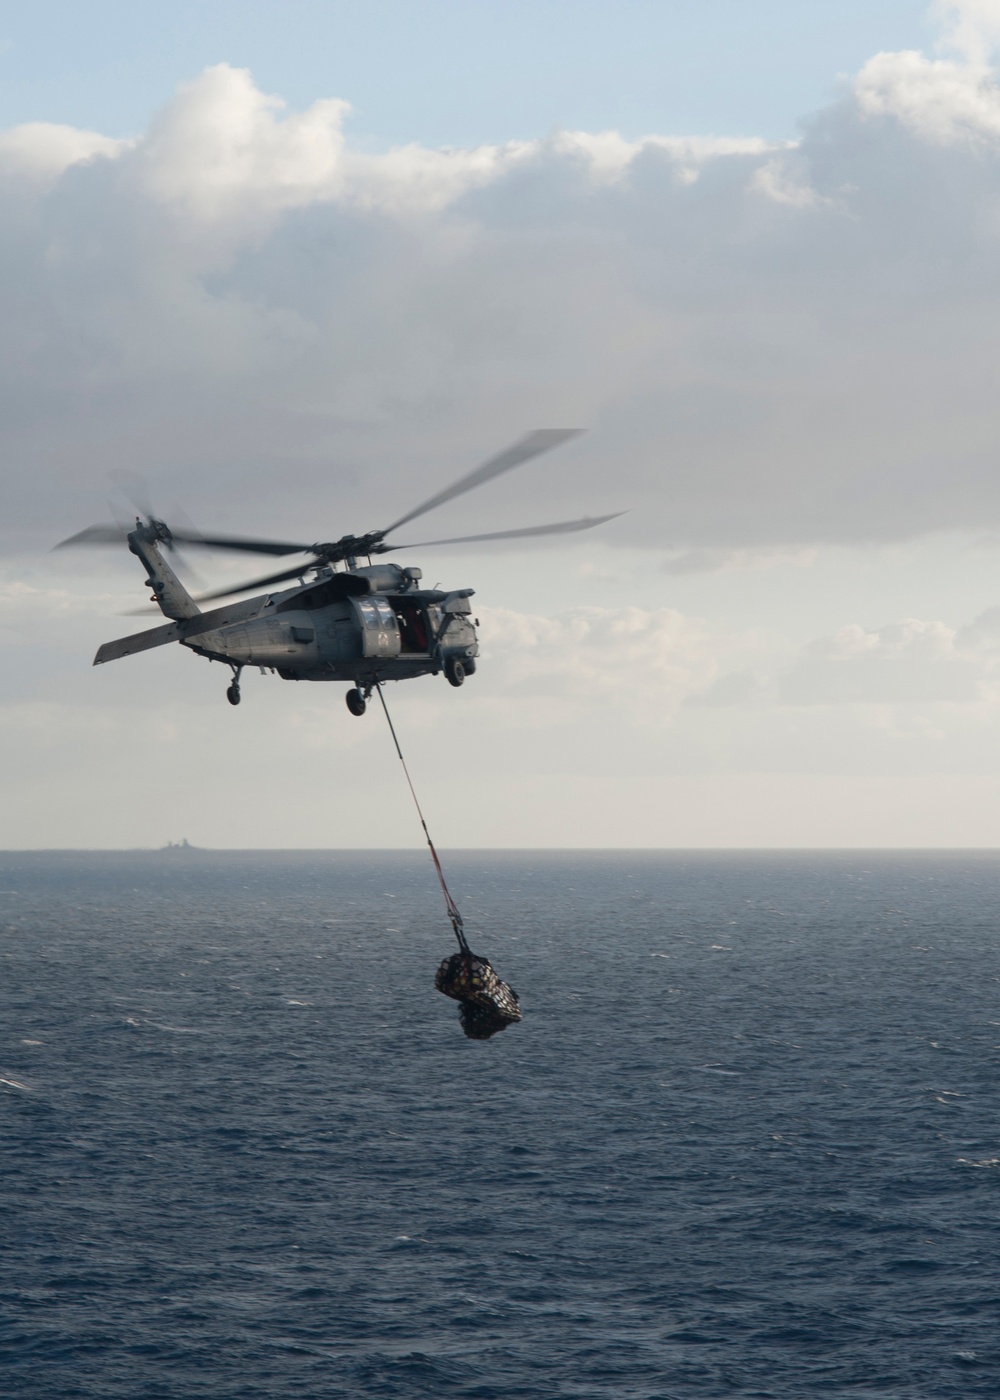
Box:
435, 951, 523, 1040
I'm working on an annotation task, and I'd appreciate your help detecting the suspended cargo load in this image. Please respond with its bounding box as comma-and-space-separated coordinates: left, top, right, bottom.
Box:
372, 680, 523, 1039
435, 951, 522, 1040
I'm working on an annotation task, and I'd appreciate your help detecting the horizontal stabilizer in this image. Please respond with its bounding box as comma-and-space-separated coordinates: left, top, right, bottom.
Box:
94, 620, 183, 665
93, 594, 273, 666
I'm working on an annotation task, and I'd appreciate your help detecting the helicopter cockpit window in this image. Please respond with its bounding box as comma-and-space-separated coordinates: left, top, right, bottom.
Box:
373, 599, 397, 629
357, 599, 401, 633
355, 597, 401, 659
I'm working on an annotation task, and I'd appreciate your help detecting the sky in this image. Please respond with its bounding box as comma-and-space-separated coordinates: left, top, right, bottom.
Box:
7, 0, 1000, 847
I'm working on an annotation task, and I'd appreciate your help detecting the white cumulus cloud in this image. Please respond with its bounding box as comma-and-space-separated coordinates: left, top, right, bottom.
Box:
855, 48, 1000, 144
935, 0, 1000, 63
696, 611, 1000, 710
9, 33, 1000, 565
478, 604, 721, 711
0, 122, 128, 181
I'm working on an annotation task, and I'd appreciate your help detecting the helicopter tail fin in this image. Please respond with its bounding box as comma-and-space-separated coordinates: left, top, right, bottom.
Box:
127, 529, 201, 621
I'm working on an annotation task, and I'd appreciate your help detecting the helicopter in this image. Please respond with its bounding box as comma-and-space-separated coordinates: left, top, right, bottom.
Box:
58, 430, 621, 715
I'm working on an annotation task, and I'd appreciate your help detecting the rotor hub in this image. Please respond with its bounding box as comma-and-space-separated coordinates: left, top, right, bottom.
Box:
312, 531, 387, 563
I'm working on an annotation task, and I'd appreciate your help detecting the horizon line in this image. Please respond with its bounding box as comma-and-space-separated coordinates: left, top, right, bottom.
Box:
4, 845, 1000, 855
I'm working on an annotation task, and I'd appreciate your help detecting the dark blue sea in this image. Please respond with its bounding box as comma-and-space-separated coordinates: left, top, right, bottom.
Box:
2, 851, 999, 1398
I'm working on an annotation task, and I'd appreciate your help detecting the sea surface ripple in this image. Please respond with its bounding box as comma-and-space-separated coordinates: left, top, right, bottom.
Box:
1, 850, 999, 1397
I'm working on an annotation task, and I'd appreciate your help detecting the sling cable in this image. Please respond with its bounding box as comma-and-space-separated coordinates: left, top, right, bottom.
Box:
374, 681, 522, 1039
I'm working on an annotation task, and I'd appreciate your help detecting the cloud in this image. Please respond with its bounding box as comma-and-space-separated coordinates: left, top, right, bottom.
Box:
9, 12, 1000, 567
854, 3, 1000, 146
777, 618, 985, 704
137, 65, 352, 226
854, 42, 1000, 145
935, 1, 1000, 64
750, 157, 833, 209
135, 67, 777, 225
477, 603, 721, 712
694, 609, 1000, 710
0, 123, 127, 182
662, 546, 818, 575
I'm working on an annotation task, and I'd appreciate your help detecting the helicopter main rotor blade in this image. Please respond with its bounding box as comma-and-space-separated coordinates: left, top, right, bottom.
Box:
166, 530, 315, 557
108, 468, 155, 522
53, 522, 313, 557
191, 560, 321, 604
382, 512, 624, 551
54, 524, 131, 548
382, 429, 584, 537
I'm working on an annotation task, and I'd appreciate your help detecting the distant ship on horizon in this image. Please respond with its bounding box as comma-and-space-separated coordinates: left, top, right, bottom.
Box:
163, 838, 196, 851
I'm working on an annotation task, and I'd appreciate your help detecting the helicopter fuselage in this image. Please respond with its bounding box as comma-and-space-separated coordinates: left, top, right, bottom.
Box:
186, 564, 479, 686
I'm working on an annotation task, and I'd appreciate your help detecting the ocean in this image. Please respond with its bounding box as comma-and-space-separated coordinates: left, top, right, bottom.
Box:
1, 850, 998, 1398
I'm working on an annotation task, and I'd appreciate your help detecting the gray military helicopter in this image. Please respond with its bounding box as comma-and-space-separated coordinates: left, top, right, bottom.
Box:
58, 430, 619, 715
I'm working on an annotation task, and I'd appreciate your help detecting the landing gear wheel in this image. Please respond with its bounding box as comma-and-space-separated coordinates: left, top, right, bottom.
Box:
445, 658, 466, 688
346, 687, 367, 716
226, 682, 241, 706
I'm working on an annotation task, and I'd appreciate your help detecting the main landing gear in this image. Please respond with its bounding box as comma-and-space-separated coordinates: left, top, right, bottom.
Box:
226, 666, 243, 706
346, 686, 368, 717
445, 657, 465, 687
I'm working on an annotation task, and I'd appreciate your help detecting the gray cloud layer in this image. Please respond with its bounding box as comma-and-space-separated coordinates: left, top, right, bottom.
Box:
6, 15, 1000, 559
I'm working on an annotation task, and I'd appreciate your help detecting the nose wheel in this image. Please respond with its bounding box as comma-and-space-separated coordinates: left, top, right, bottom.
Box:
346, 687, 367, 716
226, 667, 242, 706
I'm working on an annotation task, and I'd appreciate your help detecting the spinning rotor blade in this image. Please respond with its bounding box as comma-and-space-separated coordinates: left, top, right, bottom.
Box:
57, 520, 313, 557
108, 468, 155, 521
54, 519, 311, 556
163, 530, 314, 557
384, 512, 625, 551
54, 524, 130, 548
191, 559, 320, 603
383, 429, 584, 536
